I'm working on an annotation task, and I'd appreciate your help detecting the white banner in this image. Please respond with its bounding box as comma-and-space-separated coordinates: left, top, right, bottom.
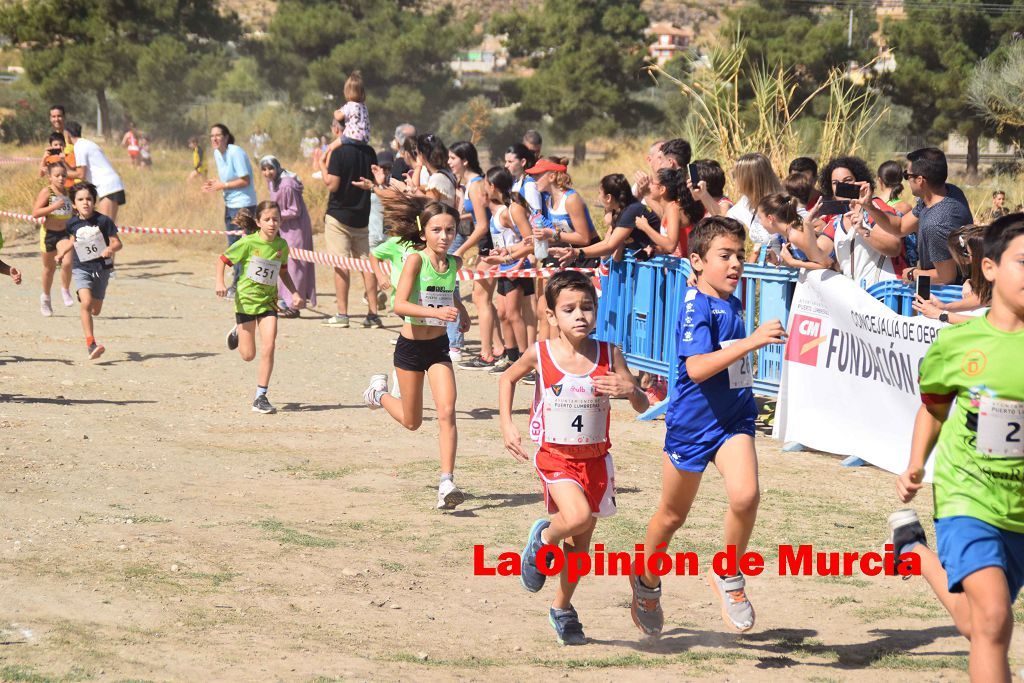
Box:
772, 271, 943, 480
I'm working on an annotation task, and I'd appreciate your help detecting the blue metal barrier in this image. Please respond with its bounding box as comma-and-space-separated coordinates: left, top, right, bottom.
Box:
866, 281, 964, 316
739, 264, 801, 396
595, 256, 965, 420
595, 255, 799, 420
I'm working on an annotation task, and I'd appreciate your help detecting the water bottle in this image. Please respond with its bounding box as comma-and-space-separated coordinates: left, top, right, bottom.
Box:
530, 211, 550, 261
533, 237, 549, 260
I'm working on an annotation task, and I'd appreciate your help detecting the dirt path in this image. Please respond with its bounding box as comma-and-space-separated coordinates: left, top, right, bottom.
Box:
0, 230, 1017, 681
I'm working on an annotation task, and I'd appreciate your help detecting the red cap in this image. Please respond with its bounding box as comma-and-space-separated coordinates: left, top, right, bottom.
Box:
525, 159, 567, 174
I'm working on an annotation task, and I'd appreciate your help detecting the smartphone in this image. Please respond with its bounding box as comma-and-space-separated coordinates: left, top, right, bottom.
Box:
916, 273, 931, 300
817, 199, 851, 216
834, 182, 860, 200
688, 163, 700, 188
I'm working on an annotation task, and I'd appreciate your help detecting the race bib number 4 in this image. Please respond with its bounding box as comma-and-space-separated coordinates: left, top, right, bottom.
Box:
977, 396, 1024, 458
416, 288, 453, 327
720, 339, 753, 389
247, 256, 280, 287
74, 231, 106, 263
543, 397, 609, 445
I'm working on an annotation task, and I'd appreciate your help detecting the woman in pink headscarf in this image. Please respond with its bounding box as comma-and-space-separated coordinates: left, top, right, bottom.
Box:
259, 155, 316, 316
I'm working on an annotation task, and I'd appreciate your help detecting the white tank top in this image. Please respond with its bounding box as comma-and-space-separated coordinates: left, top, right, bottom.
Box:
530, 340, 612, 454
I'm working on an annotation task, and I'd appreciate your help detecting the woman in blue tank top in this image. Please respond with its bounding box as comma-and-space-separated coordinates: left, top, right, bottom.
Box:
449, 141, 507, 369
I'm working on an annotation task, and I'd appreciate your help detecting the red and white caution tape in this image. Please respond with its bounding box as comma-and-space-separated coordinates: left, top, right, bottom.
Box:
0, 209, 43, 224
0, 207, 599, 280
287, 247, 595, 280
119, 225, 244, 237
0, 156, 40, 166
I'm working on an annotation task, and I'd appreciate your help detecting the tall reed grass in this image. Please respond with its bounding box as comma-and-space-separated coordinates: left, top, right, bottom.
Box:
651, 36, 888, 183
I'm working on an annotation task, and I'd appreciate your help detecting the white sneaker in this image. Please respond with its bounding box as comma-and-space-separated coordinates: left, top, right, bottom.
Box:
390, 336, 399, 346
311, 171, 323, 180
390, 369, 401, 399
61, 288, 74, 306
40, 294, 53, 317
449, 349, 463, 363
362, 373, 388, 409
437, 479, 465, 510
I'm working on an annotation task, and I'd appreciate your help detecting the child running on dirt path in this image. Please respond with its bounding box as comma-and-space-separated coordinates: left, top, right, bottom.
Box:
32, 162, 75, 316
55, 183, 122, 360
362, 189, 470, 510
890, 214, 1024, 683
629, 216, 786, 638
216, 201, 304, 415
500, 270, 648, 645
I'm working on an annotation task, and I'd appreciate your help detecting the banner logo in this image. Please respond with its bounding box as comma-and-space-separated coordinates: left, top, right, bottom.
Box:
786, 315, 827, 366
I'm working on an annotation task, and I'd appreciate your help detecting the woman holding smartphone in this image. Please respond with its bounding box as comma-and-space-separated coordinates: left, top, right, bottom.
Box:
794, 156, 905, 288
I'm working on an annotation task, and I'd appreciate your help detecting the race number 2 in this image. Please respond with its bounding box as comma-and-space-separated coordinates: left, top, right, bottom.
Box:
977, 396, 1024, 458
720, 339, 753, 389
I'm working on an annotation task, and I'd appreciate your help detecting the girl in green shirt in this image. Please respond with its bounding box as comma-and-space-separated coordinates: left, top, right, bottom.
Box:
216, 201, 304, 414
362, 189, 471, 510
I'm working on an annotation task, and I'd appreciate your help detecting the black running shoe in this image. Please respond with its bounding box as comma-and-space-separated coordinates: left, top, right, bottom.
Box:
252, 395, 276, 414
226, 326, 239, 351
459, 355, 496, 371
363, 314, 384, 329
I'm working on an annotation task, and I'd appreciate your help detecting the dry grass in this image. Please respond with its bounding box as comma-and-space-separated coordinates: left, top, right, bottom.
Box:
0, 144, 325, 250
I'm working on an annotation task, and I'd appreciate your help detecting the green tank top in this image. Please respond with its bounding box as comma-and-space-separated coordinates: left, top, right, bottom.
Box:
405, 252, 458, 327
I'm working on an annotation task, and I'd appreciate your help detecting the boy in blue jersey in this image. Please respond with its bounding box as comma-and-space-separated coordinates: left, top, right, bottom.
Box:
629, 216, 786, 638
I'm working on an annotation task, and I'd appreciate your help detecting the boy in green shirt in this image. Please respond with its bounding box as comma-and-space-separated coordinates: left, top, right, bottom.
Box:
892, 213, 1024, 682
216, 202, 304, 414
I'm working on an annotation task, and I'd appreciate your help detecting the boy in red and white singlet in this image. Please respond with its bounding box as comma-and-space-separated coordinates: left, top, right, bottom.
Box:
499, 270, 648, 645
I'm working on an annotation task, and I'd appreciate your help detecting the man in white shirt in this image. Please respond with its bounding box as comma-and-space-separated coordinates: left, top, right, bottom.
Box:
65, 120, 126, 222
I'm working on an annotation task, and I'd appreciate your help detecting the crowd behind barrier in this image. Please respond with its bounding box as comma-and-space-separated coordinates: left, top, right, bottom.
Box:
595, 253, 969, 416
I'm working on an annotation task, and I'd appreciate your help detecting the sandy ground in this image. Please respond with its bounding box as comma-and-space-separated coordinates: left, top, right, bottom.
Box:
0, 229, 1020, 682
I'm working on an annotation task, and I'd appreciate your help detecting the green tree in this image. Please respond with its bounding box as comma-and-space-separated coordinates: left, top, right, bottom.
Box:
255, 0, 474, 137
880, 0, 1024, 179
0, 0, 239, 138
491, 0, 655, 162
723, 0, 877, 100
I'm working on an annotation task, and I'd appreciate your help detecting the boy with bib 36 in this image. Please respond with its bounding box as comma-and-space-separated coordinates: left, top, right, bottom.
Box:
216, 201, 304, 414
891, 214, 1024, 682
55, 183, 123, 360
499, 271, 648, 645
